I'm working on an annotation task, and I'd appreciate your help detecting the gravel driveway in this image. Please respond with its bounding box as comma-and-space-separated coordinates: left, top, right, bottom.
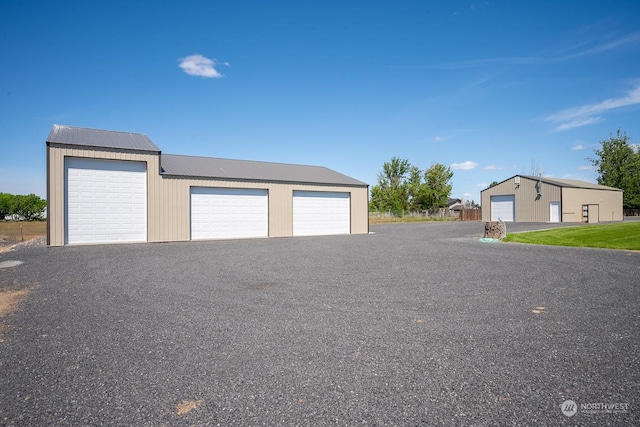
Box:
1, 222, 638, 425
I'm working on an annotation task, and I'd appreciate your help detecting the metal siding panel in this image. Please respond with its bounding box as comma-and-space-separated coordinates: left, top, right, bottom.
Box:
268, 185, 292, 237
514, 177, 561, 222
562, 188, 623, 222
48, 146, 65, 245
349, 188, 369, 234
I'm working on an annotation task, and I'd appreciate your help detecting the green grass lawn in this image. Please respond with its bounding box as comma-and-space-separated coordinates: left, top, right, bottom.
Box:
503, 221, 640, 250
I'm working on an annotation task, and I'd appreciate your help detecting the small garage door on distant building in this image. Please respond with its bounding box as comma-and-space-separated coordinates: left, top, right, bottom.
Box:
293, 191, 350, 236
190, 187, 268, 240
65, 158, 147, 244
490, 194, 515, 222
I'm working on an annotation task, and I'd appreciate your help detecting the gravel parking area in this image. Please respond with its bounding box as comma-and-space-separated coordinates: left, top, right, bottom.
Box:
1, 222, 638, 425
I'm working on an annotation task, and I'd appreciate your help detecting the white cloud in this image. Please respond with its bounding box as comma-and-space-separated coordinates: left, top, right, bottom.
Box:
451, 160, 478, 170
178, 54, 226, 78
483, 164, 508, 171
554, 117, 603, 131
433, 135, 444, 142
578, 165, 597, 171
546, 84, 640, 131
571, 144, 586, 150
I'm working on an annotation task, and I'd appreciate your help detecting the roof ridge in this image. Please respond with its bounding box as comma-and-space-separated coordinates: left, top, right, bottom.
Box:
162, 152, 332, 170
52, 124, 150, 137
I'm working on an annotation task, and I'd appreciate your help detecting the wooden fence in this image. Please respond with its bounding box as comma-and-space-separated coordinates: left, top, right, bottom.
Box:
459, 208, 482, 221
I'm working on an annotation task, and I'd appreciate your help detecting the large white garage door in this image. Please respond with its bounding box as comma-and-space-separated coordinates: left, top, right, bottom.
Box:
65, 158, 147, 245
191, 188, 268, 240
293, 191, 350, 236
490, 195, 515, 222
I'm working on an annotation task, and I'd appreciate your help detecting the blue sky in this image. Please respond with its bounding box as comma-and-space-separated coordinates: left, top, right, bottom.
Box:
2, 1, 640, 202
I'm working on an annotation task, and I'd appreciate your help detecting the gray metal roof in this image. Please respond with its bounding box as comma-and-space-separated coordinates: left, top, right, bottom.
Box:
520, 175, 622, 191
161, 154, 368, 187
46, 124, 160, 152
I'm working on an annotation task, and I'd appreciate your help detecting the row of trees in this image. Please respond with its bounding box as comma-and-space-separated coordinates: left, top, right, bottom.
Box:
369, 157, 453, 214
0, 193, 47, 221
590, 129, 640, 209
369, 129, 639, 215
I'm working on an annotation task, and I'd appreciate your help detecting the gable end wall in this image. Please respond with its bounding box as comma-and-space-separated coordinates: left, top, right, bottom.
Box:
481, 176, 561, 222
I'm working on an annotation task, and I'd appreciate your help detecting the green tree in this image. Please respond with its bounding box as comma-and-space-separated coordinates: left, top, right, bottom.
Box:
0, 193, 14, 220
589, 129, 640, 209
487, 181, 499, 188
420, 163, 454, 211
370, 158, 455, 214
369, 157, 412, 214
12, 194, 47, 221
406, 165, 424, 210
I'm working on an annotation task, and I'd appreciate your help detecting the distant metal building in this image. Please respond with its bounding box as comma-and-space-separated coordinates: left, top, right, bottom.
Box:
46, 125, 369, 246
481, 175, 623, 223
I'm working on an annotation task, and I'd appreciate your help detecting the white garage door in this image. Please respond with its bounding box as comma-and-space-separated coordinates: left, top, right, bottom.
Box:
490, 195, 515, 222
191, 188, 268, 240
293, 191, 350, 236
65, 158, 147, 244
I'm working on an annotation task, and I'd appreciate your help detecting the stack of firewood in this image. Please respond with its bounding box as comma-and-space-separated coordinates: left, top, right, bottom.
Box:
483, 221, 506, 239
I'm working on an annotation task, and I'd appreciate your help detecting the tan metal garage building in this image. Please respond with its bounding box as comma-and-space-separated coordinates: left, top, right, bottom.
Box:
481, 175, 623, 223
46, 125, 369, 246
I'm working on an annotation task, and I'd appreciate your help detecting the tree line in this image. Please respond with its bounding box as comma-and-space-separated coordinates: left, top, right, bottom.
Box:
369, 129, 639, 216
590, 129, 640, 209
0, 193, 47, 221
369, 157, 454, 215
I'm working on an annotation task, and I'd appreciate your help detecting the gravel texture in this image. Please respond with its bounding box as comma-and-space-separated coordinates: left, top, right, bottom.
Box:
0, 222, 638, 426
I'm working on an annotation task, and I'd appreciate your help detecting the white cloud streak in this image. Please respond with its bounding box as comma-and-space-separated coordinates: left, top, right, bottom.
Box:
483, 164, 508, 171
571, 144, 586, 150
178, 54, 226, 78
545, 84, 640, 131
451, 160, 478, 170
418, 32, 640, 70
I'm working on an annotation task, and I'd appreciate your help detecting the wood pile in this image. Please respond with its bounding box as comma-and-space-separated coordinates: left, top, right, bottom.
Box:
484, 221, 506, 239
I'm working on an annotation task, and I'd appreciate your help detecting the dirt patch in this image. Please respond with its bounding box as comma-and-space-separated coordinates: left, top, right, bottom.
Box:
0, 289, 27, 317
0, 236, 46, 253
0, 289, 28, 343
532, 306, 548, 315
176, 399, 203, 415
